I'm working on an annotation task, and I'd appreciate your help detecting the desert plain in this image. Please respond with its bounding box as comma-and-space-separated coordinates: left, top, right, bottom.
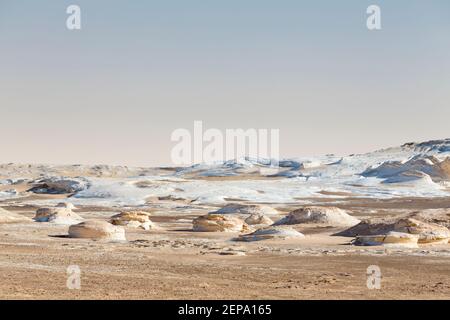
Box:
0, 140, 449, 299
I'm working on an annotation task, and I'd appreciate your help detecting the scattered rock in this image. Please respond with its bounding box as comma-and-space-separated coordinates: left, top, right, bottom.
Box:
110, 211, 158, 231
193, 214, 250, 232
68, 220, 126, 241
245, 213, 274, 226
0, 207, 31, 223
34, 206, 83, 225
275, 206, 360, 227
237, 226, 304, 242
354, 231, 419, 248
29, 177, 90, 194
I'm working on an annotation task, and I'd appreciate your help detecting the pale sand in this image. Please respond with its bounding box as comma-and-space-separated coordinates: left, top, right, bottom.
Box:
0, 195, 449, 300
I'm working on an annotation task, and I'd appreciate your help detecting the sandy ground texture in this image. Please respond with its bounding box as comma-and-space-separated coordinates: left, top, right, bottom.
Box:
0, 197, 449, 300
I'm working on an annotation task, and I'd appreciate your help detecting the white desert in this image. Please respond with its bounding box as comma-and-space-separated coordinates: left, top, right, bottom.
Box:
0, 139, 449, 299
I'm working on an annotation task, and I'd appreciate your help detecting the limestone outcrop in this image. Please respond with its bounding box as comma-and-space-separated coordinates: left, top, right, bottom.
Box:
354, 231, 419, 248
68, 220, 126, 241
29, 177, 90, 194
394, 218, 450, 244
238, 226, 304, 242
110, 211, 157, 230
339, 212, 450, 245
275, 206, 360, 227
193, 214, 250, 232
34, 206, 83, 225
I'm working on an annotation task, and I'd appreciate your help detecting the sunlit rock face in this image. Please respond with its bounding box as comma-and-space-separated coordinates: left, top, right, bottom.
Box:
193, 214, 250, 232
110, 211, 158, 231
354, 231, 419, 248
394, 218, 450, 244
69, 220, 126, 241
339, 212, 450, 245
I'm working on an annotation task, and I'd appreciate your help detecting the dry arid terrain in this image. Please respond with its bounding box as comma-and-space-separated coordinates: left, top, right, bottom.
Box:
0, 193, 449, 299
0, 140, 449, 299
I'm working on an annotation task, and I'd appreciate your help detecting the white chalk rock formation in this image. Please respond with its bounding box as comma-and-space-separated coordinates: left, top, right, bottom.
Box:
275, 206, 360, 227
193, 214, 250, 232
354, 231, 419, 248
0, 207, 31, 223
245, 213, 274, 226
110, 211, 157, 231
68, 220, 126, 241
394, 218, 450, 244
339, 212, 450, 245
34, 207, 83, 225
238, 226, 304, 242
211, 203, 279, 216
362, 155, 450, 183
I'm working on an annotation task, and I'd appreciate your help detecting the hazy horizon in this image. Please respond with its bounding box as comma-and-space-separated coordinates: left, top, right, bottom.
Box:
1, 0, 449, 166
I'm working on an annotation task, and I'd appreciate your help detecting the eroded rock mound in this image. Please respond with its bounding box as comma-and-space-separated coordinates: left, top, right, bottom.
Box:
244, 213, 274, 226
211, 203, 278, 215
193, 214, 250, 232
29, 177, 90, 194
238, 226, 304, 242
110, 211, 157, 230
0, 207, 30, 223
68, 220, 126, 241
406, 209, 450, 229
354, 231, 419, 248
362, 155, 450, 183
34, 206, 83, 225
394, 218, 450, 244
338, 219, 394, 237
275, 206, 360, 227
340, 211, 450, 245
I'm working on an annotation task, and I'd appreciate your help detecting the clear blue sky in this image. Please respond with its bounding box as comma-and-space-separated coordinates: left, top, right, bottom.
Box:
1, 0, 449, 165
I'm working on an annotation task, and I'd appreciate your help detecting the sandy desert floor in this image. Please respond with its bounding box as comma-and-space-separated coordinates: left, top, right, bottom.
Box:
0, 196, 449, 300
